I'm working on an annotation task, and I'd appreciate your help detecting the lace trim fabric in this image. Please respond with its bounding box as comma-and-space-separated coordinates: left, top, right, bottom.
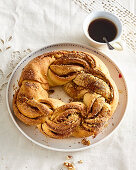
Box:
73, 0, 136, 53
0, 36, 31, 102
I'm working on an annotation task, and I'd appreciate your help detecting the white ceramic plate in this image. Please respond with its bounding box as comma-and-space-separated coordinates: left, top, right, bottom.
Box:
6, 43, 128, 152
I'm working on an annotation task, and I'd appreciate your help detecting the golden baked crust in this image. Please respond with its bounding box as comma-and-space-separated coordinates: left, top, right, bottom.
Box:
13, 50, 119, 138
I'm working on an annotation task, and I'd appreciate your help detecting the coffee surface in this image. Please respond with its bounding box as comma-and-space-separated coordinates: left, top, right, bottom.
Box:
88, 18, 117, 43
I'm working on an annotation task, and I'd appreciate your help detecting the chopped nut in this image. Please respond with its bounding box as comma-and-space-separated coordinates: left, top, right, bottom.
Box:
92, 134, 95, 138
78, 160, 83, 164
55, 54, 62, 58
63, 162, 75, 170
81, 138, 90, 146
66, 155, 73, 160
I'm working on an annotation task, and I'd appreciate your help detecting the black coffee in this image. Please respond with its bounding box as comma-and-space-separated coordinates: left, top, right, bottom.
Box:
88, 18, 117, 43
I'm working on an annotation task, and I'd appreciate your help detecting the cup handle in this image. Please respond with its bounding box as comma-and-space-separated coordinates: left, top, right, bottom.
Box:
111, 41, 123, 51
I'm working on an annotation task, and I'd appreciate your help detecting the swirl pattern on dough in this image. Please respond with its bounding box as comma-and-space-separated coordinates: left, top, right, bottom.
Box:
13, 50, 119, 138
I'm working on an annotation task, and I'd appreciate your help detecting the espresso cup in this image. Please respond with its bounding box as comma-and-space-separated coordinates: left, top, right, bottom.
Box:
83, 11, 123, 50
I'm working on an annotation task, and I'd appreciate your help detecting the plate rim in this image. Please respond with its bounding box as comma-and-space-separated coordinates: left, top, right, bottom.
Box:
6, 42, 128, 152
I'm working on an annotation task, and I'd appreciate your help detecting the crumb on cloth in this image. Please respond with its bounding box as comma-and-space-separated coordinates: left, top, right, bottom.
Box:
78, 160, 83, 164
63, 162, 76, 170
66, 155, 73, 160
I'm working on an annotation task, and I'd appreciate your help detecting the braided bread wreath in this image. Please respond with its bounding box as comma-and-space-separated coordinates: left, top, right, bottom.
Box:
13, 50, 119, 139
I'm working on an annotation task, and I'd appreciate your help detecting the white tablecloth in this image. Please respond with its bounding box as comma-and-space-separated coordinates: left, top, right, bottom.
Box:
0, 0, 136, 170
